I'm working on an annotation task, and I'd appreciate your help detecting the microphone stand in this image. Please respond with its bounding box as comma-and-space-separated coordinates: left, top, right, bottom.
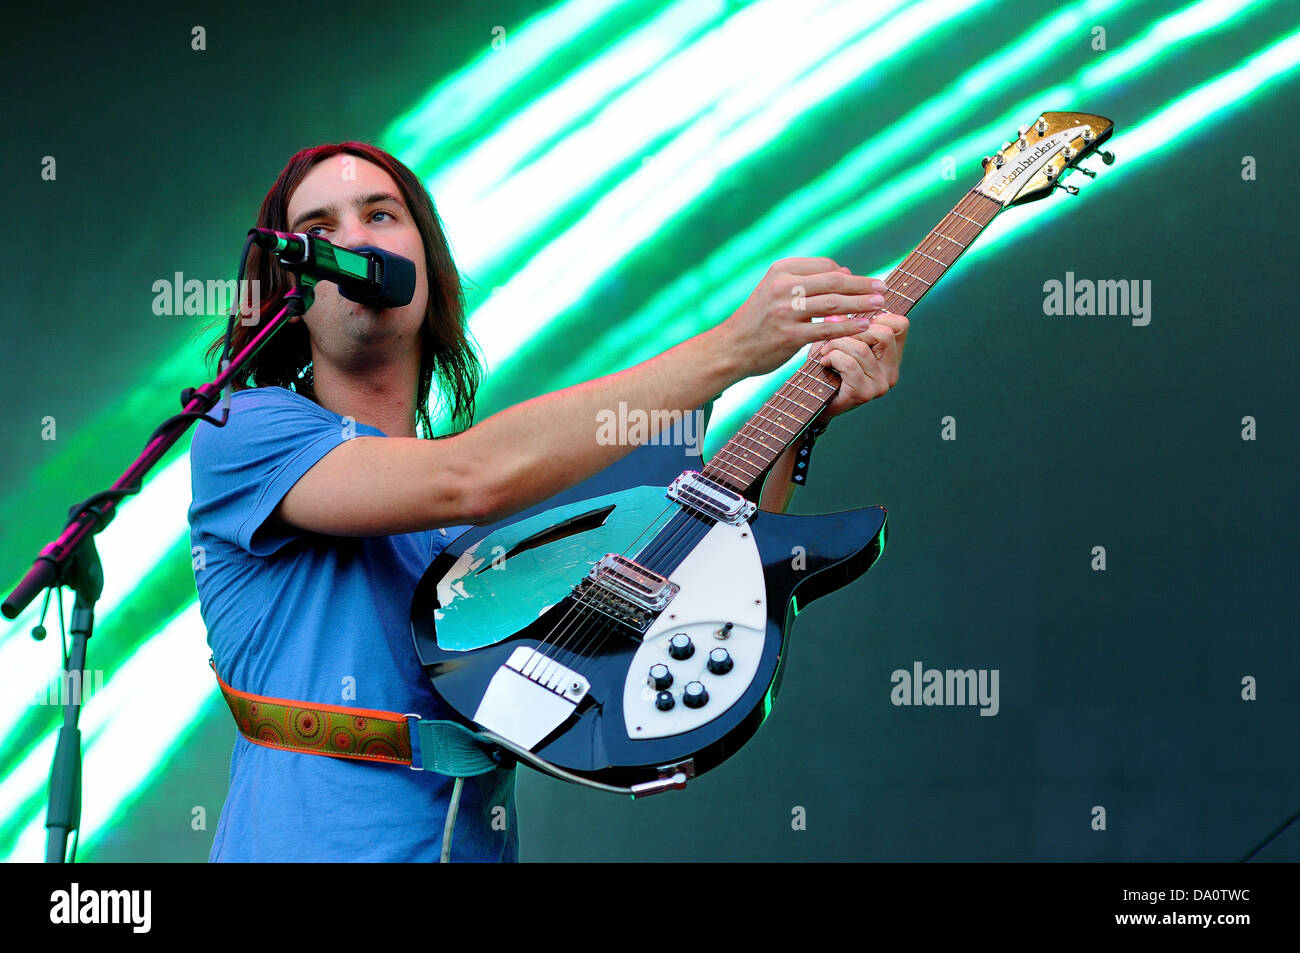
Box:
2, 275, 316, 862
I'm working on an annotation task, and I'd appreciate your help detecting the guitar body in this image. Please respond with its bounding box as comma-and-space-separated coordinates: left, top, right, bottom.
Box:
411, 422, 887, 788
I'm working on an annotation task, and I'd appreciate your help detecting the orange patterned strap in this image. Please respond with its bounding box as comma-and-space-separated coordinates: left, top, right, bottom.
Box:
210, 659, 416, 766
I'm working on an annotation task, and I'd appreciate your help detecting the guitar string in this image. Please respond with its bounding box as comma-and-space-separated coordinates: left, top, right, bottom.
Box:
542, 356, 854, 682
549, 369, 838, 670
509, 191, 998, 687
515, 497, 687, 684
530, 505, 693, 675
529, 358, 848, 682
544, 512, 713, 681
511, 191, 999, 690
496, 190, 998, 694
520, 371, 832, 678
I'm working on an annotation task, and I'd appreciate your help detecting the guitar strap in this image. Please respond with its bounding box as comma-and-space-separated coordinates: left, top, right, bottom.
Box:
208, 658, 506, 778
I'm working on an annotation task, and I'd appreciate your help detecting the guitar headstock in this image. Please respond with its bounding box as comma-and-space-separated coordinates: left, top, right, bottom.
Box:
974, 111, 1115, 206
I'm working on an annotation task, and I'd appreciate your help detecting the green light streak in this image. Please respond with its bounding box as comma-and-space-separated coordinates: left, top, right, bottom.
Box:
557, 0, 1130, 395
0, 461, 192, 737
1080, 0, 1267, 89
1, 606, 215, 860
442, 0, 988, 413
705, 0, 1289, 442
441, 0, 893, 278
428, 1, 728, 239
388, 0, 637, 171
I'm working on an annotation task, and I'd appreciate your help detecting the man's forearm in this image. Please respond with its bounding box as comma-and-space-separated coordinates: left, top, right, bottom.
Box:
458, 328, 744, 522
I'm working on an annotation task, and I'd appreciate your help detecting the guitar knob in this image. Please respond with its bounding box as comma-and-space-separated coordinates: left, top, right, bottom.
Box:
668, 633, 694, 660
649, 663, 673, 690
655, 691, 675, 711
683, 681, 709, 708
707, 648, 733, 675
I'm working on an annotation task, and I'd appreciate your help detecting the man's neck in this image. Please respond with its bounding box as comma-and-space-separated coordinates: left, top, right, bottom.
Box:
308, 359, 421, 438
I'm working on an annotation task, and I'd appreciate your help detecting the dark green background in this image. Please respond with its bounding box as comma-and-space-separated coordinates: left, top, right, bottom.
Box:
1, 0, 1296, 861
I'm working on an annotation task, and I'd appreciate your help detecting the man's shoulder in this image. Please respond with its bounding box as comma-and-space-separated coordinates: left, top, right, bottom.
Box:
230, 384, 313, 409
189, 385, 334, 458
206, 385, 329, 425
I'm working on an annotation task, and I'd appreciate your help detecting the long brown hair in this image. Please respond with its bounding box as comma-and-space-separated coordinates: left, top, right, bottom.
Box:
204, 141, 480, 436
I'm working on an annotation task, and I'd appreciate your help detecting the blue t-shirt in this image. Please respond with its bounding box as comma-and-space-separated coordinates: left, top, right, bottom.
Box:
188, 385, 517, 862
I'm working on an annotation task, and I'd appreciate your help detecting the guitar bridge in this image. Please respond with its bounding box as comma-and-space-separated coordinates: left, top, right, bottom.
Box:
570, 554, 679, 634
587, 553, 678, 610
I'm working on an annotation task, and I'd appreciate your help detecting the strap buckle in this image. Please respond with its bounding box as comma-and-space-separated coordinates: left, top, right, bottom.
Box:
403, 713, 424, 771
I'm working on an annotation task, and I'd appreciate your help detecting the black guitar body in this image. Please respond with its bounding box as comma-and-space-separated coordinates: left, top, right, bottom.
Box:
411, 410, 886, 788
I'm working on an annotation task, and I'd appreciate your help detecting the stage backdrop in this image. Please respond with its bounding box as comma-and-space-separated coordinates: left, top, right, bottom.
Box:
1, 0, 1296, 861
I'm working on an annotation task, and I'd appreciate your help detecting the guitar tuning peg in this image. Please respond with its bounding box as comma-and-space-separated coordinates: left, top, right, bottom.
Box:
1077, 166, 1097, 178
1099, 149, 1116, 165
1056, 182, 1080, 196
1035, 116, 1048, 134
982, 155, 993, 168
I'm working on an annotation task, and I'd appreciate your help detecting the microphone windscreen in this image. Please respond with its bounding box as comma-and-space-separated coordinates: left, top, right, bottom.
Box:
344, 246, 417, 309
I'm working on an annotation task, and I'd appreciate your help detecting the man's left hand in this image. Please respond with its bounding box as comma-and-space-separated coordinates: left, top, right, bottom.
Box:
810, 305, 909, 422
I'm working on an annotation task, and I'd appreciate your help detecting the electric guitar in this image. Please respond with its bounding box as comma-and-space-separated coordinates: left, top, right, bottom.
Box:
411, 111, 1115, 795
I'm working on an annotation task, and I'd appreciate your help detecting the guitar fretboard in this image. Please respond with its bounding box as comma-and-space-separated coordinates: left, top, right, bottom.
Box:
702, 189, 1002, 495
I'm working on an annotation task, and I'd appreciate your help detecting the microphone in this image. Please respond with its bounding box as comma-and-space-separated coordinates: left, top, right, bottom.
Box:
248, 227, 417, 309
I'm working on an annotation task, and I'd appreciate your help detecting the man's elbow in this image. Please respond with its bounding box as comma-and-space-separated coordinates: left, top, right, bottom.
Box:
444, 466, 521, 526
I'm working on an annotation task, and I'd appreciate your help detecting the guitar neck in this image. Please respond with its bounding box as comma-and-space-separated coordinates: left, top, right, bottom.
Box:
702, 188, 1003, 496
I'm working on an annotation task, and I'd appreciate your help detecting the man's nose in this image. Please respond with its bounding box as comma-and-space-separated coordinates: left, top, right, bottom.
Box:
332, 217, 376, 250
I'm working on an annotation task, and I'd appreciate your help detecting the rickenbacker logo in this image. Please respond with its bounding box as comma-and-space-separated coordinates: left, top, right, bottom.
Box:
985, 126, 1085, 197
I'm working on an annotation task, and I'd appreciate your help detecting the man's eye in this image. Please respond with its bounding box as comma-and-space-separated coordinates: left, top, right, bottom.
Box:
304, 224, 327, 235
370, 210, 393, 223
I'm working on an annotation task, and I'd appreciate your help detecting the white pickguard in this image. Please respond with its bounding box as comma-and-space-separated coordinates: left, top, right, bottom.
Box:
622, 520, 766, 740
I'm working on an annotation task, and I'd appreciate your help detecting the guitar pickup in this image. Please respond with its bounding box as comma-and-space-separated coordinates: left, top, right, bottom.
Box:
667, 471, 757, 526
587, 554, 679, 612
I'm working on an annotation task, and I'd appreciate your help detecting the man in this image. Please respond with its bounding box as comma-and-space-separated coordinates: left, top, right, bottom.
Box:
188, 141, 907, 861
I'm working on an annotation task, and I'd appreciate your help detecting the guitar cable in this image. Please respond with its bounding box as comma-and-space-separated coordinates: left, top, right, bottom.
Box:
475, 729, 654, 797
435, 731, 648, 862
